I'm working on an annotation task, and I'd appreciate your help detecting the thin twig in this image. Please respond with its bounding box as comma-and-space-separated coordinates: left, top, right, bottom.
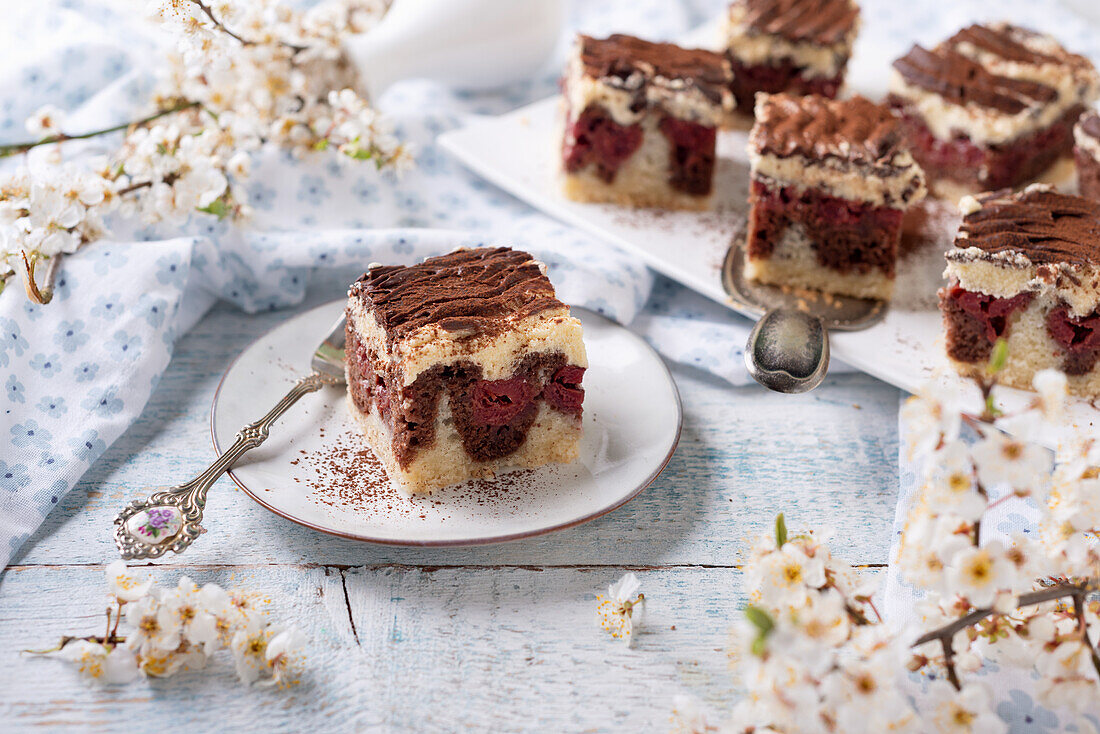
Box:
191, 0, 254, 46
1071, 591, 1100, 679
0, 101, 200, 158
191, 0, 307, 53
912, 581, 1098, 690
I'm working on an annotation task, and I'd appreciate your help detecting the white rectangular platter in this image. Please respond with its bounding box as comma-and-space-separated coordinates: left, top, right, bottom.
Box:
437, 26, 1100, 444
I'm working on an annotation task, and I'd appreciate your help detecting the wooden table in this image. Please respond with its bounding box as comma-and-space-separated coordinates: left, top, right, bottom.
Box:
0, 269, 899, 731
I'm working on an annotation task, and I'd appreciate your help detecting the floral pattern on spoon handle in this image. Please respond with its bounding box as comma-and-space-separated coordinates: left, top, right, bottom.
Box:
113, 372, 340, 559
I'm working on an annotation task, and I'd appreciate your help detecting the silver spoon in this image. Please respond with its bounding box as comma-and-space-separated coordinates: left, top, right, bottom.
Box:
113, 314, 347, 560
721, 234, 887, 393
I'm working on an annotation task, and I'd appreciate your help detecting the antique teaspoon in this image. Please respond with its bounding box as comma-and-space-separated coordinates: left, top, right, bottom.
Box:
721, 234, 887, 394
112, 314, 347, 560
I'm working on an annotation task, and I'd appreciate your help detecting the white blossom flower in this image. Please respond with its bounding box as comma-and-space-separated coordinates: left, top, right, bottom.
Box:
749, 541, 827, 609
926, 682, 1006, 733
230, 620, 278, 685
258, 625, 306, 688
923, 441, 987, 522
137, 639, 207, 678
947, 543, 1012, 608
596, 572, 645, 644
1035, 639, 1100, 711
900, 380, 963, 458
105, 560, 153, 603
670, 694, 711, 733
50, 640, 139, 684
790, 587, 850, 647
125, 595, 182, 654
971, 429, 1052, 497
196, 582, 250, 647
161, 576, 219, 652
1032, 369, 1068, 423
25, 104, 65, 138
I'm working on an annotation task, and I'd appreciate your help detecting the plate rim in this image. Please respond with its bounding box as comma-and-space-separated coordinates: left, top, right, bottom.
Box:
209, 298, 684, 547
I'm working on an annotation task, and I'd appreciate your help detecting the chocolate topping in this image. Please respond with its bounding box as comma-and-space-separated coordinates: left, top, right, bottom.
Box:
891, 23, 1087, 113
750, 93, 904, 166
735, 0, 858, 45
958, 187, 1100, 266
1079, 110, 1100, 141
350, 248, 564, 344
577, 34, 732, 105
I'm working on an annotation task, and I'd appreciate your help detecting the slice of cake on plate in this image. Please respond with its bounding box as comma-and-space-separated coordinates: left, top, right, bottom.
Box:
940, 185, 1100, 397
1075, 110, 1100, 202
345, 247, 587, 494
560, 33, 734, 210
744, 93, 927, 300
888, 23, 1100, 200
721, 0, 859, 113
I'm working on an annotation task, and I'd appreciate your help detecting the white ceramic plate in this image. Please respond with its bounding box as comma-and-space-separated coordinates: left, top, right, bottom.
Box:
211, 300, 681, 545
437, 22, 1100, 443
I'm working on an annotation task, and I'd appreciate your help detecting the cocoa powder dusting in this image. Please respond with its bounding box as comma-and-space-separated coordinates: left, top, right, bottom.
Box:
301, 427, 572, 522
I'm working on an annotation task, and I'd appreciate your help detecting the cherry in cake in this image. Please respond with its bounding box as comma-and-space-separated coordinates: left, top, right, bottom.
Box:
560, 33, 734, 211
1075, 110, 1100, 202
345, 248, 587, 494
941, 186, 1100, 397
888, 23, 1100, 200
744, 93, 926, 300
721, 0, 859, 114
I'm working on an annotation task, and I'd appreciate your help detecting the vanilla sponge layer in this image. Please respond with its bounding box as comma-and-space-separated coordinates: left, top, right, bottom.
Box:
721, 3, 856, 79
346, 393, 581, 495
749, 150, 926, 207
563, 40, 731, 127
561, 114, 712, 211
946, 249, 1100, 319
348, 298, 587, 387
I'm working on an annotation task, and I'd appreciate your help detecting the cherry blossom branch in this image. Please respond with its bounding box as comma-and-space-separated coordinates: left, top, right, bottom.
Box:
190, 0, 307, 53
912, 580, 1099, 689
0, 101, 200, 158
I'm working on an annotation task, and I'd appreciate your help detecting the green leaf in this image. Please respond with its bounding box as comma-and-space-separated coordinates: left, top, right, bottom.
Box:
197, 196, 231, 219
745, 605, 774, 657
347, 146, 374, 161
313, 139, 330, 151
744, 605, 774, 634
984, 391, 1002, 419
988, 338, 1008, 374
775, 513, 787, 548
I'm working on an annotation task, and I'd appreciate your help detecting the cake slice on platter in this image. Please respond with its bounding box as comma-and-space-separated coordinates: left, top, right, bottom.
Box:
560, 33, 735, 210
721, 0, 859, 113
744, 93, 927, 301
1075, 110, 1100, 202
345, 247, 587, 494
940, 185, 1100, 398
888, 23, 1100, 200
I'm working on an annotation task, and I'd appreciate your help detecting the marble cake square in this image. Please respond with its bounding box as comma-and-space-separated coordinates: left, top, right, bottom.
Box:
744, 93, 927, 300
940, 186, 1100, 397
345, 248, 587, 494
888, 23, 1100, 200
721, 0, 859, 113
560, 33, 734, 211
1075, 110, 1100, 202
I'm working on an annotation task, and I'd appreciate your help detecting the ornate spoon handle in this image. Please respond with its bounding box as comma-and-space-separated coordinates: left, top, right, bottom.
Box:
113, 372, 339, 560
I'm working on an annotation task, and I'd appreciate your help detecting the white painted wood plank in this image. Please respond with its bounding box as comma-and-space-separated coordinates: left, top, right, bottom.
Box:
10, 270, 902, 569
0, 564, 883, 732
